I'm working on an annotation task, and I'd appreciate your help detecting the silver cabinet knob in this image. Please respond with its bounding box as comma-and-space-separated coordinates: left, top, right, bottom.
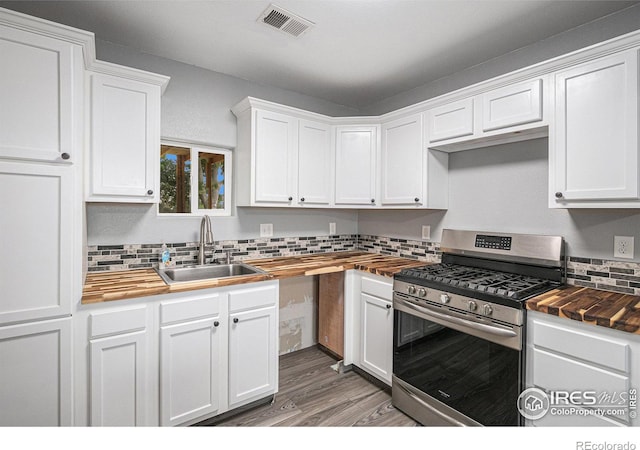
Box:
468, 301, 477, 312
483, 304, 493, 316
61, 153, 70, 160
440, 294, 450, 304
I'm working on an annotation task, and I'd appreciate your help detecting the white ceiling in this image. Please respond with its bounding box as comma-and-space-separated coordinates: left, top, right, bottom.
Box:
1, 1, 637, 108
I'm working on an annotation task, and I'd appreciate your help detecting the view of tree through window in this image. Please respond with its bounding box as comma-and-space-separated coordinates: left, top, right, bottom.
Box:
160, 145, 191, 213
160, 143, 228, 215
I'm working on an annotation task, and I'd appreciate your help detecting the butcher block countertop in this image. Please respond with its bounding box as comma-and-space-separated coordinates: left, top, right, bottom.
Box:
81, 251, 426, 304
526, 285, 640, 335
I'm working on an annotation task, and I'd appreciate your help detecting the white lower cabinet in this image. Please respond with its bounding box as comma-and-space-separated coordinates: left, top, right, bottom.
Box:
526, 311, 640, 427
345, 271, 394, 386
0, 317, 72, 426
75, 280, 278, 426
159, 294, 222, 426
88, 305, 151, 426
360, 292, 393, 384
228, 285, 278, 409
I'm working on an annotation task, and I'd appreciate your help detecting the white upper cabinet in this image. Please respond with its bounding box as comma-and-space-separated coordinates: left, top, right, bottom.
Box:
87, 66, 168, 203
298, 119, 332, 206
381, 114, 424, 206
426, 98, 474, 143
334, 125, 379, 206
426, 77, 548, 152
0, 21, 84, 164
551, 49, 639, 207
481, 78, 542, 132
253, 109, 298, 205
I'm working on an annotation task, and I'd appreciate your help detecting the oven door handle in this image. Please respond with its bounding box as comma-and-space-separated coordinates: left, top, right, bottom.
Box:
397, 298, 517, 338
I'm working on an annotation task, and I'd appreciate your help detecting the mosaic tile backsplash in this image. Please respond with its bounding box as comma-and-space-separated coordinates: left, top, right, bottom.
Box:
88, 235, 640, 297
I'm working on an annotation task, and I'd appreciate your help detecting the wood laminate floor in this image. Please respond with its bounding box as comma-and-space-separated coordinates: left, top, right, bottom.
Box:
212, 346, 418, 427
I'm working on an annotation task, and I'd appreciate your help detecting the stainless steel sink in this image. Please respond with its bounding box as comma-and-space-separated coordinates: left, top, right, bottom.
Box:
156, 263, 267, 284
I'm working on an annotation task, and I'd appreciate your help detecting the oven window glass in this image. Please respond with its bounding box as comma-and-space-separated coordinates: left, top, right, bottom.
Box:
393, 310, 521, 426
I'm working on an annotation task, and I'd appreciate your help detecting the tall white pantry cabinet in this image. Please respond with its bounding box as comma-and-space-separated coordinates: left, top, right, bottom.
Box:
0, 8, 169, 426
0, 9, 89, 425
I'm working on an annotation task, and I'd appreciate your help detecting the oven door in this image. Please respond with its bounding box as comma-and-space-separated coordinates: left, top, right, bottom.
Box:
392, 294, 523, 426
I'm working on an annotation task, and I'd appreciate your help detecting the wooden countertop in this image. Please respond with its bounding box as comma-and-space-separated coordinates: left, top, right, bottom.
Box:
81, 251, 426, 304
526, 285, 640, 335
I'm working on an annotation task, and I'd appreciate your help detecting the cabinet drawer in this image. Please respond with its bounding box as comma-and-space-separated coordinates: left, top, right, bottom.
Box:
532, 319, 629, 373
532, 348, 629, 395
481, 78, 542, 131
160, 293, 220, 325
229, 284, 278, 313
361, 276, 392, 300
90, 305, 148, 338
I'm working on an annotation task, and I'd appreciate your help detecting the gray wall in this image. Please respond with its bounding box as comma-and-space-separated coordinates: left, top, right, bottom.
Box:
357, 4, 640, 261
87, 40, 359, 245
360, 3, 640, 115
358, 140, 640, 260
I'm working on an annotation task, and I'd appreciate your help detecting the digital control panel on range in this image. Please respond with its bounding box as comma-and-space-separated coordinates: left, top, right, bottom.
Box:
475, 234, 512, 251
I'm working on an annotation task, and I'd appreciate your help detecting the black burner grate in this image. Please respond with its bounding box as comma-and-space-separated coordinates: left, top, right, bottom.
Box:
399, 263, 555, 300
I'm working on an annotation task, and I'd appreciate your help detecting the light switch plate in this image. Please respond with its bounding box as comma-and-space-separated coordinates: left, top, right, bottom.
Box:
614, 236, 634, 259
260, 223, 273, 237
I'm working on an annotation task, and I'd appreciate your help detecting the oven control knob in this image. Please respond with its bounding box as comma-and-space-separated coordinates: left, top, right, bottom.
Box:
407, 285, 416, 295
483, 304, 493, 316
468, 301, 477, 312
440, 294, 450, 304
418, 288, 426, 297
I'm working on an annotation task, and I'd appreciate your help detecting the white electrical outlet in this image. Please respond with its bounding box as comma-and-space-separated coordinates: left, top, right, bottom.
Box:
422, 225, 431, 240
260, 223, 273, 237
614, 236, 634, 259
329, 222, 336, 235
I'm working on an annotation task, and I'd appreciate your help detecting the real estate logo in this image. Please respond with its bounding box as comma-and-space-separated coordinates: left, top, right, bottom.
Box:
517, 387, 637, 422
517, 387, 550, 420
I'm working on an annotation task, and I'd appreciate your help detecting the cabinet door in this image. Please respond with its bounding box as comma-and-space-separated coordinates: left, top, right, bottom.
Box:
228, 306, 277, 408
160, 317, 221, 426
553, 50, 638, 202
482, 78, 543, 132
90, 330, 148, 426
427, 98, 474, 143
0, 161, 72, 324
0, 317, 72, 426
360, 293, 393, 385
254, 110, 297, 204
381, 114, 424, 205
298, 119, 332, 205
334, 126, 378, 205
89, 73, 160, 202
0, 25, 77, 163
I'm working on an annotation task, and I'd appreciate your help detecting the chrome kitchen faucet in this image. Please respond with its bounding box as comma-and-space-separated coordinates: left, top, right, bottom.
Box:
198, 215, 213, 265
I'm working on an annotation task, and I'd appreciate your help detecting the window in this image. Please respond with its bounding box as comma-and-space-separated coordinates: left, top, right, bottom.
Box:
159, 141, 232, 216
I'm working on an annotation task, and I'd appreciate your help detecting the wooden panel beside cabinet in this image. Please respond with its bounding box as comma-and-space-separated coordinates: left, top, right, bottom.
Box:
318, 272, 345, 358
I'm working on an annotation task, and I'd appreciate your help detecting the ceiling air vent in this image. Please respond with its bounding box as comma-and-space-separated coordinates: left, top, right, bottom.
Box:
258, 4, 314, 38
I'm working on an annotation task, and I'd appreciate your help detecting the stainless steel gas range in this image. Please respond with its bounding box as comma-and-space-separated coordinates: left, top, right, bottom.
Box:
392, 229, 564, 426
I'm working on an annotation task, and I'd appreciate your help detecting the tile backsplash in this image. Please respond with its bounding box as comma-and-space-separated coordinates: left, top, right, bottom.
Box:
87, 234, 358, 272
88, 234, 640, 297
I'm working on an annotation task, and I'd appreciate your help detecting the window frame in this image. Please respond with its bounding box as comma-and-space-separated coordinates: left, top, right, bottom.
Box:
159, 138, 232, 217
